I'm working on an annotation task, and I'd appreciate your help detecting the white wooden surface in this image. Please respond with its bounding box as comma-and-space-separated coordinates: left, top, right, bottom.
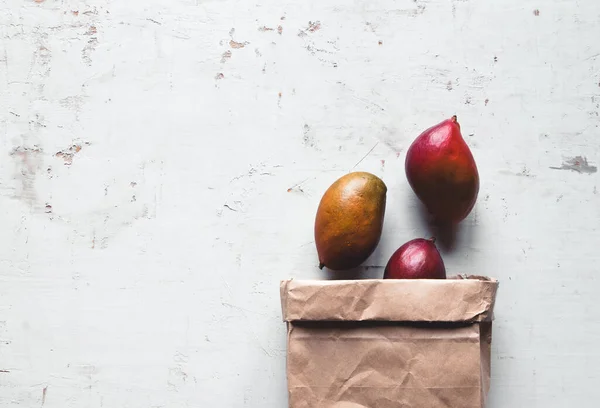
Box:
1, 0, 599, 406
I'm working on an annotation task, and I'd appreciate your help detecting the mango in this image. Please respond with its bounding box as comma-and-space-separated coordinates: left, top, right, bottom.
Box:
314, 172, 387, 271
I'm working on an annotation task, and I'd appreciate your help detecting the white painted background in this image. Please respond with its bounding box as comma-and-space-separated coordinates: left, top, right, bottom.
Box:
1, 0, 599, 406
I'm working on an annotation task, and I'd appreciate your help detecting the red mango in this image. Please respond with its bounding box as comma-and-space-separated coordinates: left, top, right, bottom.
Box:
383, 238, 446, 280
405, 116, 479, 223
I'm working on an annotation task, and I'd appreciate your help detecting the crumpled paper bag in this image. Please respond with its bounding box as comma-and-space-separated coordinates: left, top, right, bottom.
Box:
280, 276, 499, 408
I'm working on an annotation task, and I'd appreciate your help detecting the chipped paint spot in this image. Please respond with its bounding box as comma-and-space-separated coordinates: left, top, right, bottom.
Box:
86, 26, 97, 35
72, 10, 79, 16
287, 178, 308, 193
220, 50, 232, 63
215, 73, 224, 80
55, 146, 80, 164
378, 40, 383, 45
299, 21, 322, 37
517, 166, 534, 178
494, 56, 498, 62
55, 142, 90, 165
45, 203, 52, 213
229, 40, 248, 49
550, 156, 597, 174
11, 146, 42, 159
393, 1, 427, 17
277, 25, 283, 35
34, 0, 45, 3
258, 26, 274, 32
381, 159, 385, 170
302, 124, 317, 149
130, 181, 137, 187
446, 81, 453, 91
303, 124, 311, 145
485, 98, 489, 106
82, 38, 98, 65
301, 38, 339, 67
533, 9, 540, 16
307, 21, 321, 32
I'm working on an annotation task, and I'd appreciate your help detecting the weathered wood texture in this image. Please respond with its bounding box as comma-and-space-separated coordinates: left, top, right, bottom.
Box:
1, 0, 599, 407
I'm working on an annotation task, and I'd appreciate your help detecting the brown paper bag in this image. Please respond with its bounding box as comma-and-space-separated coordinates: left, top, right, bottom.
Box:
280, 276, 499, 408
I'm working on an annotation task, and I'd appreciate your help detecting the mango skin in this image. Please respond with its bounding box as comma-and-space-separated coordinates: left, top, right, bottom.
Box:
314, 172, 387, 271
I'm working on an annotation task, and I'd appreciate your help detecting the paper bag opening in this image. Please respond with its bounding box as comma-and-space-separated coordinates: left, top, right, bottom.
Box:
281, 277, 498, 323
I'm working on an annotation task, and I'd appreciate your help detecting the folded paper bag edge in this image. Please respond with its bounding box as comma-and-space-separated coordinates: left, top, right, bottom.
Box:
280, 277, 499, 323
280, 279, 291, 323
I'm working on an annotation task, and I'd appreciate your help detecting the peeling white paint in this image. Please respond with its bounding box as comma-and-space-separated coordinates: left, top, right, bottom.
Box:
0, 0, 600, 407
